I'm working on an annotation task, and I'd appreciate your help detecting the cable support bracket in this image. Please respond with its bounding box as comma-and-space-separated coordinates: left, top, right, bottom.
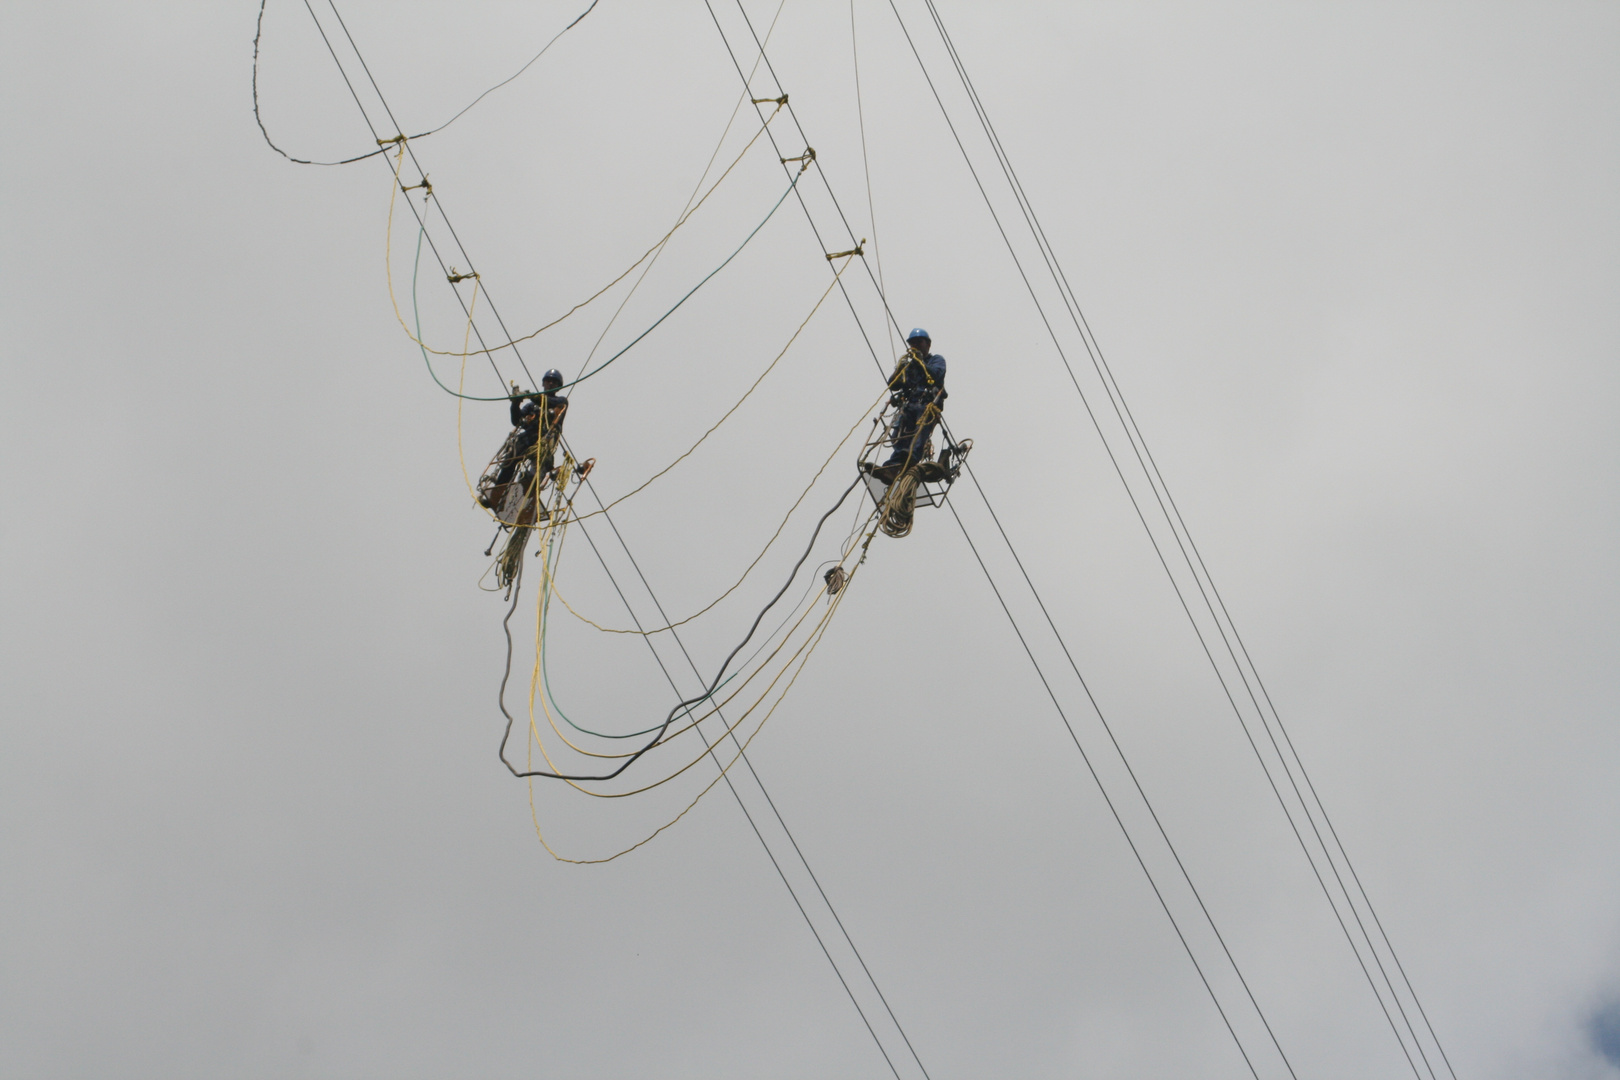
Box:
447, 267, 479, 284
752, 93, 788, 105
825, 239, 866, 261
780, 146, 816, 171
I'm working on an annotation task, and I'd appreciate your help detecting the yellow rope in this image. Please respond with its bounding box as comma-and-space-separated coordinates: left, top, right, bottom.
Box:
385, 106, 783, 361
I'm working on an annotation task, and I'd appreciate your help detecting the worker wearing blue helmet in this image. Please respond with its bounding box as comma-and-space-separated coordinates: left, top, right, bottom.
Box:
883, 327, 947, 470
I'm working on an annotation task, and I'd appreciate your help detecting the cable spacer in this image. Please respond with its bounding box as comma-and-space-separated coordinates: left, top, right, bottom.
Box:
826, 239, 866, 261
376, 134, 406, 146
752, 94, 788, 105
780, 146, 816, 171
401, 176, 431, 195
447, 267, 479, 283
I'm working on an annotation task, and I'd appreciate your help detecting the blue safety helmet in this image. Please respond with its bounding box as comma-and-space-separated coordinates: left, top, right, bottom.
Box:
906, 327, 931, 343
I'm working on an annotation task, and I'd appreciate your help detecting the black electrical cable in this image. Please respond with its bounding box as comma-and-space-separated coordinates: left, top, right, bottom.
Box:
252, 0, 601, 166
496, 473, 863, 781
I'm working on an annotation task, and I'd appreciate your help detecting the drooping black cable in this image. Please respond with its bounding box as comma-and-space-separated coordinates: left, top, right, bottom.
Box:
497, 474, 864, 781
893, 1, 1451, 1073
252, 0, 601, 166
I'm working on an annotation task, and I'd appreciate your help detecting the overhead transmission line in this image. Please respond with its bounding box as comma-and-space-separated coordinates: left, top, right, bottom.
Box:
701, 3, 1296, 1076
273, 4, 932, 1075
882, 0, 1455, 1075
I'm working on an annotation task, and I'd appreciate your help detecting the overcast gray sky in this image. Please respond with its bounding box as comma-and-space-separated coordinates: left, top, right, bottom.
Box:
3, 2, 1618, 1077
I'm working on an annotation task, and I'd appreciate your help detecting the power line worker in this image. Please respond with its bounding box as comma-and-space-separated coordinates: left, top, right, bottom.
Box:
882, 328, 946, 472
483, 369, 568, 502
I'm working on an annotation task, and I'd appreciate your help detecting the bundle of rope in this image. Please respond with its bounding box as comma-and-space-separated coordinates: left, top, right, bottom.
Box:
878, 468, 919, 538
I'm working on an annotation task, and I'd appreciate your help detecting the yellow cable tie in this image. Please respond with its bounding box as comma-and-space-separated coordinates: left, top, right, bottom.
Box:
447, 267, 479, 284
376, 134, 406, 146
752, 94, 788, 105
826, 239, 865, 261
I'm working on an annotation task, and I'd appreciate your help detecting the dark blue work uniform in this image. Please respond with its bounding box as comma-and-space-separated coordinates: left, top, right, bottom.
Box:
884, 349, 947, 467
495, 391, 567, 486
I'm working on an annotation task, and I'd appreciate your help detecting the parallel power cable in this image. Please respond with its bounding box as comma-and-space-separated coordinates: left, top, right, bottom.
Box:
700, 6, 1292, 1075
699, 0, 893, 379
887, 2, 1453, 1074
292, 0, 519, 391
569, 0, 793, 386
919, 8, 1454, 1073
253, 0, 601, 165
279, 8, 924, 1075
319, 0, 545, 391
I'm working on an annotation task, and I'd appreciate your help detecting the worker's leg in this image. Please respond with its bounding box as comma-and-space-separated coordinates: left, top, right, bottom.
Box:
884, 402, 924, 465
